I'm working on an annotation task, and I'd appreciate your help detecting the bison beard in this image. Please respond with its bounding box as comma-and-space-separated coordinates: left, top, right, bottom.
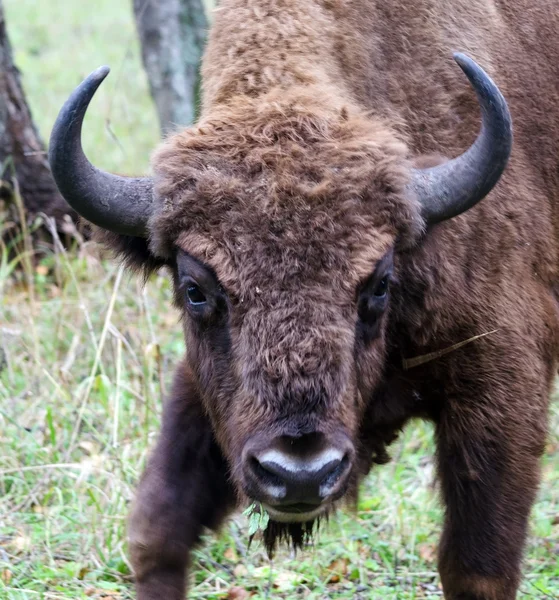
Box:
261, 517, 320, 557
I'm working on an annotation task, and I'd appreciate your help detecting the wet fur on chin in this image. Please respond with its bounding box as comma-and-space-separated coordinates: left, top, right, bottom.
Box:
259, 515, 325, 558
258, 494, 358, 557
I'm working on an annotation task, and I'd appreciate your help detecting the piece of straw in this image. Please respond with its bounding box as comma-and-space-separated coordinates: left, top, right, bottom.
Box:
402, 329, 498, 370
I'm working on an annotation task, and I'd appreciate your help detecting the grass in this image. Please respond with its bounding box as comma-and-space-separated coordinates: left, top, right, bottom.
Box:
4, 0, 159, 175
1, 1, 559, 599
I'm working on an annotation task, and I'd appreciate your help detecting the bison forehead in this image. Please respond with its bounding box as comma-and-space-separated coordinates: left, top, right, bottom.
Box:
176, 201, 395, 301
149, 99, 425, 282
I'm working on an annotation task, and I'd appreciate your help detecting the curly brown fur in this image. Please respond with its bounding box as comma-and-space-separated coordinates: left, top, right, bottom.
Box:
89, 1, 559, 599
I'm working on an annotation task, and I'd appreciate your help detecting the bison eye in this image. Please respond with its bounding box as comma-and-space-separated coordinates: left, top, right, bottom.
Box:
356, 250, 393, 340
186, 283, 207, 306
374, 276, 389, 298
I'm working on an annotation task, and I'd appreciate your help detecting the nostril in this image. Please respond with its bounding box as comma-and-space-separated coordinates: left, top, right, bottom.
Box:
246, 455, 288, 501
249, 456, 285, 487
319, 453, 351, 498
328, 453, 349, 478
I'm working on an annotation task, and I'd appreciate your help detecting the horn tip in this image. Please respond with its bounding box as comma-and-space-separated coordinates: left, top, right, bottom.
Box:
91, 65, 111, 82
452, 52, 473, 69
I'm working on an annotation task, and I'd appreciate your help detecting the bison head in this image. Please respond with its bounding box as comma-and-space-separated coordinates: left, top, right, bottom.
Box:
49, 54, 511, 549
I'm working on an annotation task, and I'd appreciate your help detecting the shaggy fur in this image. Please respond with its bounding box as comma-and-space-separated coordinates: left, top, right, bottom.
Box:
97, 1, 559, 599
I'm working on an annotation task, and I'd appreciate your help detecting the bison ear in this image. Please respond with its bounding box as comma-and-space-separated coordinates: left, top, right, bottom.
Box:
94, 229, 169, 278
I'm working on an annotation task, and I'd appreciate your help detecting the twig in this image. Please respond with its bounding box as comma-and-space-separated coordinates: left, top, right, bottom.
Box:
402, 330, 498, 370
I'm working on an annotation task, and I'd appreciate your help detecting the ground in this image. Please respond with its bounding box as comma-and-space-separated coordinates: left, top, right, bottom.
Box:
1, 1, 558, 599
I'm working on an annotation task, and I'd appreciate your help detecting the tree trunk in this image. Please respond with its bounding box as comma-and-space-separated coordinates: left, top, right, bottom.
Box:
0, 0, 75, 238
133, 0, 208, 133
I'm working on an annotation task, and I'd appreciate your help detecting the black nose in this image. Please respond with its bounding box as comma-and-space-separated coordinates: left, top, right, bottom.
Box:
244, 433, 353, 508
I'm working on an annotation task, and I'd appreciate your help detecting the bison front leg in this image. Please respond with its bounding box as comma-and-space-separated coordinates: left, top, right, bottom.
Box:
435, 373, 548, 600
128, 365, 235, 600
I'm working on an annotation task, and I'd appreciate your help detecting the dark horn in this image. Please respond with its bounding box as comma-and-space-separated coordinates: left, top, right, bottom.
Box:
410, 53, 513, 224
48, 67, 153, 237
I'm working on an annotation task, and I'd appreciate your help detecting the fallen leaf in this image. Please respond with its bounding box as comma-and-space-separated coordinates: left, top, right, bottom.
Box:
418, 543, 437, 564
83, 590, 121, 599
326, 558, 349, 583
227, 587, 250, 599
11, 534, 31, 553
233, 564, 248, 577
273, 570, 304, 591
79, 441, 99, 455
224, 547, 238, 561
252, 566, 270, 579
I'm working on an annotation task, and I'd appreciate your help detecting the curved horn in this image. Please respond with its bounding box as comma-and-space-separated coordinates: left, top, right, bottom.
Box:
48, 67, 153, 237
410, 53, 513, 224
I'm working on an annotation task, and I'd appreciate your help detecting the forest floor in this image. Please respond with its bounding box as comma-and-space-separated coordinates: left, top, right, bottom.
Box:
1, 0, 559, 598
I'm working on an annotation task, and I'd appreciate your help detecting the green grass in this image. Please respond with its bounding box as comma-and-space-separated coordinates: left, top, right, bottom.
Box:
1, 2, 559, 599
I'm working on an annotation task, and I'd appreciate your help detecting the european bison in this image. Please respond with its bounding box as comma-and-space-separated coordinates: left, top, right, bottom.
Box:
48, 0, 559, 598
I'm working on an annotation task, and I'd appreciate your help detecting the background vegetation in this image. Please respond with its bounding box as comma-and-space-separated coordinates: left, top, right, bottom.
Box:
1, 1, 558, 598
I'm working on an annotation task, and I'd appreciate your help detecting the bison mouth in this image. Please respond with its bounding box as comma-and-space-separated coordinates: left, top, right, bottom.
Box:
263, 501, 326, 523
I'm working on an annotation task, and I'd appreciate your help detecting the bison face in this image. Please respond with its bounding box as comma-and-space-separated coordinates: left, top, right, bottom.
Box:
172, 201, 399, 539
